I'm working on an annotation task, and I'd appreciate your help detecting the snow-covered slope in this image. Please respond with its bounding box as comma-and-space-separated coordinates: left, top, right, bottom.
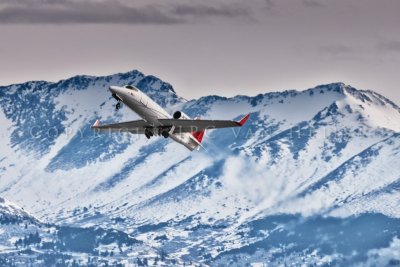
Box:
0, 197, 38, 225
0, 70, 399, 265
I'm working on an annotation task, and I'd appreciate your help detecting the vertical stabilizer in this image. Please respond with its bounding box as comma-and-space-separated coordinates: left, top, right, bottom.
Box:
192, 117, 205, 143
192, 130, 205, 143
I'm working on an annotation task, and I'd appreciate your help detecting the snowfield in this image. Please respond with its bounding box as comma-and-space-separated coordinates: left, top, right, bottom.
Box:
0, 70, 399, 266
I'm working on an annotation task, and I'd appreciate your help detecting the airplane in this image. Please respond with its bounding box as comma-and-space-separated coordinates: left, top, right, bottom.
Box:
92, 85, 250, 151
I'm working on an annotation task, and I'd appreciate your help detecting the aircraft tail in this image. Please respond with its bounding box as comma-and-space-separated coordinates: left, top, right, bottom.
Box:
192, 117, 205, 144
192, 129, 205, 143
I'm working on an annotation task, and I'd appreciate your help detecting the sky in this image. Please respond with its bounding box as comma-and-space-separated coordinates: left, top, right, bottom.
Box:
0, 0, 399, 104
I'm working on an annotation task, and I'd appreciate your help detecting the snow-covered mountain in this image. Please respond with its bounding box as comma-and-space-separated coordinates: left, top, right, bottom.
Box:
0, 197, 38, 225
0, 70, 399, 266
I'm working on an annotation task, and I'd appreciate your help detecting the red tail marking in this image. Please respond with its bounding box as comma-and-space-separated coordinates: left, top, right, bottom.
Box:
192, 130, 205, 143
238, 114, 250, 126
192, 117, 205, 143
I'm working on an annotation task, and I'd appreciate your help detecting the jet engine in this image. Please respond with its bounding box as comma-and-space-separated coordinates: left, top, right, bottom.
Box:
173, 111, 190, 120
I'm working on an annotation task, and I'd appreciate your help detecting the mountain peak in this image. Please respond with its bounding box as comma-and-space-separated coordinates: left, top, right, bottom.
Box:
308, 82, 353, 97
136, 74, 176, 94
59, 70, 177, 94
308, 82, 400, 110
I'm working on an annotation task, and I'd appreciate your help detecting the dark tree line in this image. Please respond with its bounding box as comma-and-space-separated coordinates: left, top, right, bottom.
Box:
14, 231, 41, 248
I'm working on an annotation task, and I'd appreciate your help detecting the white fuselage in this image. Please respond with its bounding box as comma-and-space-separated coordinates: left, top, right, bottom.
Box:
109, 86, 200, 150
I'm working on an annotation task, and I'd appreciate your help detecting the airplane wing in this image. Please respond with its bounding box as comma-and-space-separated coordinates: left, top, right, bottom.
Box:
91, 114, 250, 134
159, 114, 250, 133
91, 119, 149, 133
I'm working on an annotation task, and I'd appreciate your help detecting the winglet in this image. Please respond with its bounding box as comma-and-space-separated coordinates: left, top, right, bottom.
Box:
92, 119, 101, 128
238, 113, 250, 126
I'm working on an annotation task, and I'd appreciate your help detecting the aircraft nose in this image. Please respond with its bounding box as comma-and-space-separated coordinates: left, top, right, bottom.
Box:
109, 86, 119, 94
110, 86, 127, 97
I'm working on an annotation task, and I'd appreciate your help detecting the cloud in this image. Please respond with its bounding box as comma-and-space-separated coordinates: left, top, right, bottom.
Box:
377, 40, 400, 53
172, 4, 250, 18
0, 0, 180, 24
263, 0, 325, 10
319, 44, 354, 56
301, 0, 325, 8
0, 0, 251, 24
218, 155, 288, 223
264, 0, 276, 10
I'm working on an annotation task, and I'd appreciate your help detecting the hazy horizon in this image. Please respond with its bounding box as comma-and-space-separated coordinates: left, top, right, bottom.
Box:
1, 0, 399, 104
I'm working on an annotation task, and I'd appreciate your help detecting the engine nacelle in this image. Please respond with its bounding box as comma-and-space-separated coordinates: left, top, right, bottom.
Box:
173, 111, 191, 120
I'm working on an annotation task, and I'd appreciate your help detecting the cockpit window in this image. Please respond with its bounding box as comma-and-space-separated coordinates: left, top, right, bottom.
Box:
125, 85, 137, 91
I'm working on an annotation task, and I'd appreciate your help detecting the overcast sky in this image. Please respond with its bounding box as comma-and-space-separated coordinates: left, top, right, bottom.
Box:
0, 0, 399, 104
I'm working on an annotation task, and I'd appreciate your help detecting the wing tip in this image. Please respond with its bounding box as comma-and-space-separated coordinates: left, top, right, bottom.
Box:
238, 113, 250, 126
92, 119, 101, 128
